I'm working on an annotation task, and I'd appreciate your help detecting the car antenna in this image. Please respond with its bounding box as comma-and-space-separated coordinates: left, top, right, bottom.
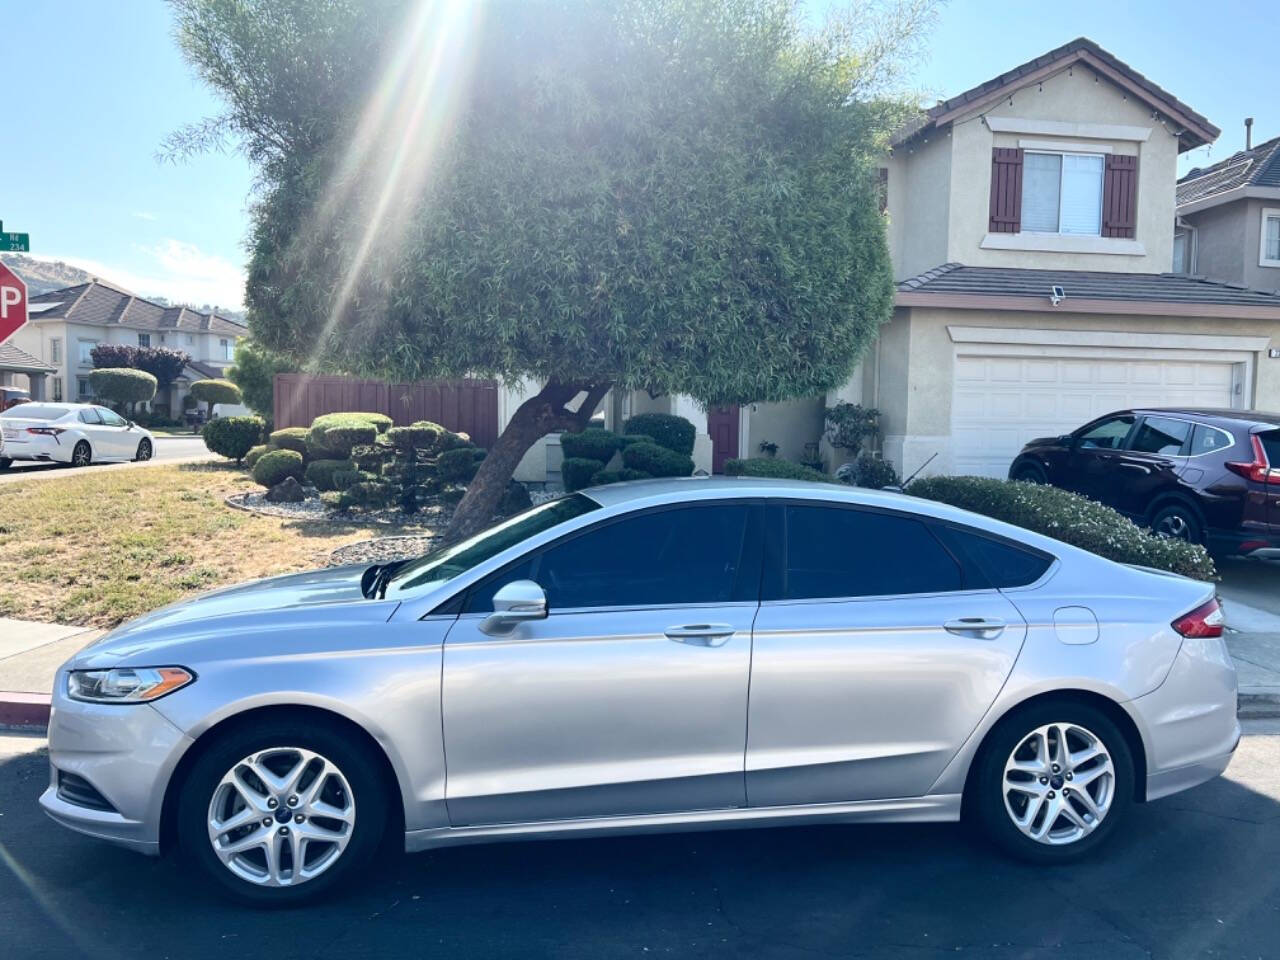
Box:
899, 452, 938, 491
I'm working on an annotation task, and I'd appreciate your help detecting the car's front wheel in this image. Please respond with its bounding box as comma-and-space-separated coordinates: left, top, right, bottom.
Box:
972, 700, 1133, 863
134, 438, 152, 461
178, 716, 389, 905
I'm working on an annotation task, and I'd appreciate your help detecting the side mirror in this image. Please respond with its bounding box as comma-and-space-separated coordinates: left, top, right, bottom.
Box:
479, 580, 548, 636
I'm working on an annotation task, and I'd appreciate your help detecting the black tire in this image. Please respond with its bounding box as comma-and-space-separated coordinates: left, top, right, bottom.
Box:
971, 699, 1134, 864
0, 457, 11, 471
1011, 461, 1047, 484
1148, 501, 1202, 544
135, 438, 153, 462
70, 441, 91, 468
177, 716, 389, 906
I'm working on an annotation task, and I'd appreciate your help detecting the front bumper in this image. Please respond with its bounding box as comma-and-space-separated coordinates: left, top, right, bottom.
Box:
39, 672, 194, 856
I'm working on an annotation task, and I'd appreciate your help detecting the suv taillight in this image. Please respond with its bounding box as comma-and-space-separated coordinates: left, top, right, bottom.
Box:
1226, 434, 1280, 485
1172, 598, 1225, 639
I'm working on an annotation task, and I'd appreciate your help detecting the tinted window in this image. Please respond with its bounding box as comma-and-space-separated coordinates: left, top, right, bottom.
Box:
1189, 423, 1234, 456
0, 405, 69, 421
1076, 415, 1134, 450
1129, 416, 1191, 455
937, 525, 1053, 588
77, 408, 103, 425
465, 504, 754, 612
1260, 430, 1280, 467
97, 408, 127, 427
781, 506, 961, 600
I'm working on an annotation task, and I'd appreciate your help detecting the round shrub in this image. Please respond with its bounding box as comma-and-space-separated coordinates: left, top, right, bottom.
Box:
624, 413, 695, 455
88, 368, 157, 410
244, 444, 274, 470
560, 427, 621, 463
386, 421, 442, 453
723, 457, 831, 483
350, 443, 391, 471
852, 453, 899, 490
337, 480, 394, 511
306, 412, 391, 458
268, 427, 309, 456
436, 429, 471, 452
252, 448, 305, 488
202, 415, 266, 464
591, 468, 652, 485
189, 378, 242, 416
437, 446, 481, 483
621, 441, 693, 478
332, 469, 366, 492
909, 475, 1218, 581
305, 458, 354, 492
617, 433, 654, 449
562, 457, 606, 491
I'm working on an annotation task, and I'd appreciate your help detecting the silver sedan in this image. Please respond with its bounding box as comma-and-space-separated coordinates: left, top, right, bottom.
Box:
41, 477, 1239, 905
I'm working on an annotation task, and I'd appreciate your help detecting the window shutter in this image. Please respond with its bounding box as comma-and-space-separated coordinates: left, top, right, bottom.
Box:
1102, 155, 1138, 238
989, 148, 1024, 233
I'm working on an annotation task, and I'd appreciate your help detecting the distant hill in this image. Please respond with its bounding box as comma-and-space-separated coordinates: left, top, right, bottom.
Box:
0, 254, 95, 296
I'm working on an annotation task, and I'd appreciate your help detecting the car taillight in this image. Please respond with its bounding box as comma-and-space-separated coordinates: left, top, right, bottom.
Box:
1226, 434, 1280, 485
1172, 598, 1225, 639
26, 427, 64, 436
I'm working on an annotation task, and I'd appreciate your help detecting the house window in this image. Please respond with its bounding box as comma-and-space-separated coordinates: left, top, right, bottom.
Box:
1172, 229, 1195, 274
221, 338, 234, 361
185, 334, 195, 346
1261, 208, 1280, 268
77, 340, 97, 365
1021, 152, 1104, 236
49, 338, 61, 365
138, 333, 151, 348
52, 379, 63, 401
77, 377, 91, 398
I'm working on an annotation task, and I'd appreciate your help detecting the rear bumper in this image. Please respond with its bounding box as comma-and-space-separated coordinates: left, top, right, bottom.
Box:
1207, 528, 1280, 558
0, 435, 73, 463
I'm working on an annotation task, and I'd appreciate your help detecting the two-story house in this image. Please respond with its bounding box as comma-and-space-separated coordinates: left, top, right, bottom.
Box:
1174, 127, 1280, 287
11, 278, 248, 416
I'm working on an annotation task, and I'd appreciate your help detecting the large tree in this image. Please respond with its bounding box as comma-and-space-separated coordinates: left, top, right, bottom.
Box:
170, 0, 933, 541
227, 338, 293, 421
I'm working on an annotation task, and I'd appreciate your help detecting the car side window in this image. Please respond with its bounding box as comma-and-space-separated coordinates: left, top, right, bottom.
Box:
779, 505, 962, 600
1129, 416, 1191, 456
97, 408, 127, 427
1076, 415, 1134, 450
77, 408, 102, 425
934, 525, 1053, 589
463, 503, 756, 613
1189, 423, 1234, 456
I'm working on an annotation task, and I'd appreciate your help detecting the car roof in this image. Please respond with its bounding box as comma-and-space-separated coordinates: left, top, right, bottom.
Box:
1129, 408, 1280, 428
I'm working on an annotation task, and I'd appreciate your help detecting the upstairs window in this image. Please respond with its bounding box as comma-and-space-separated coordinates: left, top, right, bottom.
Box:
220, 338, 234, 360
1261, 208, 1280, 267
137, 333, 150, 348
1022, 153, 1104, 236
49, 338, 61, 364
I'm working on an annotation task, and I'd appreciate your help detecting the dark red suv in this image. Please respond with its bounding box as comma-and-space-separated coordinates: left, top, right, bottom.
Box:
1008, 408, 1280, 557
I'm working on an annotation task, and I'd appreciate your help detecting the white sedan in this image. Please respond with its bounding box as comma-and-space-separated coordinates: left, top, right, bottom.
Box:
0, 402, 155, 469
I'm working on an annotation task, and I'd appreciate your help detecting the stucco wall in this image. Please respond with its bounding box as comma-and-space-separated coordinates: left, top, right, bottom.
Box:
1183, 200, 1249, 286
887, 133, 952, 280
1244, 199, 1280, 291
746, 397, 825, 465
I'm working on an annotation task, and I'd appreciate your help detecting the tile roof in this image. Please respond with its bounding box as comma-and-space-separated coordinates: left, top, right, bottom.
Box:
895, 38, 1219, 153
184, 360, 227, 379
1177, 134, 1280, 206
27, 280, 246, 337
897, 263, 1280, 306
0, 341, 57, 374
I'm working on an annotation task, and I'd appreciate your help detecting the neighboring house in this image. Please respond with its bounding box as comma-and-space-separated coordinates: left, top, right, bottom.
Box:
1174, 129, 1280, 287
10, 279, 248, 417
0, 341, 57, 400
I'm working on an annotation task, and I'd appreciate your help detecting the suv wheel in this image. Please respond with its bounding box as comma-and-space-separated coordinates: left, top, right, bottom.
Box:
1150, 502, 1202, 544
1012, 462, 1047, 484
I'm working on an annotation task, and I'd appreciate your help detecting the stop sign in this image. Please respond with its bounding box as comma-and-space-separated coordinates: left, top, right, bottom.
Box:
0, 261, 27, 344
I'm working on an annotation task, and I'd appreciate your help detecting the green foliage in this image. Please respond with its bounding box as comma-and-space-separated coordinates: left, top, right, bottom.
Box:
201, 415, 265, 464
621, 442, 693, 478
88, 368, 157, 410
591, 468, 652, 485
724, 457, 832, 483
851, 453, 898, 490
251, 448, 305, 488
337, 480, 394, 512
385, 421, 443, 453
268, 427, 309, 456
305, 412, 391, 457
243, 444, 274, 470
134, 347, 192, 391
227, 339, 292, 419
305, 458, 353, 492
189, 378, 241, 410
499, 481, 533, 516
350, 443, 391, 472
617, 434, 654, 449
332, 469, 365, 492
624, 414, 695, 456
437, 446, 481, 484
561, 457, 606, 492
560, 427, 622, 464
909, 476, 1218, 581
825, 402, 880, 455
435, 429, 471, 452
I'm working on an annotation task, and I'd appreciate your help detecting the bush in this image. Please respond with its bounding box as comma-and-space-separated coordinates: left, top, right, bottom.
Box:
202, 415, 266, 464
305, 458, 353, 492
560, 427, 621, 463
88, 368, 157, 412
436, 429, 471, 451
350, 443, 391, 471
500, 481, 533, 515
385, 421, 443, 453
591, 468, 652, 485
909, 476, 1218, 581
852, 453, 898, 490
252, 448, 305, 488
189, 378, 242, 418
268, 427, 309, 456
437, 446, 481, 483
562, 457, 606, 491
306, 412, 391, 457
724, 457, 831, 483
244, 444, 274, 470
624, 413, 695, 455
332, 469, 366, 492
617, 433, 654, 449
621, 441, 693, 477
824, 402, 880, 456
337, 480, 393, 511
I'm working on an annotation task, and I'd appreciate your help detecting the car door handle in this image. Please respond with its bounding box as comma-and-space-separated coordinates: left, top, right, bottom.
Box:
943, 617, 1006, 640
665, 623, 735, 647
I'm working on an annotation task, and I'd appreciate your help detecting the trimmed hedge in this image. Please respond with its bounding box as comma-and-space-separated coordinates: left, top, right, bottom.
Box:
268, 427, 309, 456
909, 476, 1218, 581
202, 415, 265, 464
189, 378, 241, 415
436, 429, 472, 452
617, 433, 654, 449
243, 444, 274, 470
724, 457, 831, 483
561, 427, 621, 463
305, 458, 353, 492
385, 421, 443, 452
621, 441, 693, 477
338, 480, 394, 511
591, 468, 652, 485
437, 446, 481, 483
88, 367, 157, 408
624, 413, 695, 455
252, 448, 305, 488
562, 457, 605, 491
306, 412, 390, 458
852, 453, 898, 490
332, 469, 366, 492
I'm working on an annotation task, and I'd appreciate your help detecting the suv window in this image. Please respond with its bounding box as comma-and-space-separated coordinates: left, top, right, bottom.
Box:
97, 408, 127, 427
1189, 423, 1234, 456
1076, 415, 1134, 450
1260, 430, 1280, 467
779, 505, 961, 600
464, 503, 755, 612
934, 525, 1053, 588
1130, 416, 1191, 456
77, 408, 102, 425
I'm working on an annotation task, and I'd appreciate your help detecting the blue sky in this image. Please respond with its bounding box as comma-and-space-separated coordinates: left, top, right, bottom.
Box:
6, 0, 1273, 313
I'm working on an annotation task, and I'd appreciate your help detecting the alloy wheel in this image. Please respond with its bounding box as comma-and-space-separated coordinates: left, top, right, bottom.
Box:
136, 440, 152, 461
1002, 722, 1115, 845
1154, 512, 1191, 540
72, 442, 90, 467
207, 746, 356, 888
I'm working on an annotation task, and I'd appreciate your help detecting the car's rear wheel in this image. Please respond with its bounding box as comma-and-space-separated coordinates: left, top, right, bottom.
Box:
1011, 462, 1047, 484
70, 441, 91, 468
0, 457, 10, 471
135, 438, 152, 461
1149, 501, 1202, 544
972, 700, 1133, 863
178, 717, 388, 906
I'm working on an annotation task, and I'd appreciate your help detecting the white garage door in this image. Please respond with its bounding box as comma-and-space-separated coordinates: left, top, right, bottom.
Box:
952, 353, 1238, 477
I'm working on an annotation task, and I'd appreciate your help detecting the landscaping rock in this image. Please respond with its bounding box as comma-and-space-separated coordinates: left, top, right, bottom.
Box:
265, 476, 306, 503
327, 535, 437, 567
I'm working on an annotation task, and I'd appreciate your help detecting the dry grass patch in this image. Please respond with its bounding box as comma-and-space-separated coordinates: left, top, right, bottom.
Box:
0, 463, 418, 628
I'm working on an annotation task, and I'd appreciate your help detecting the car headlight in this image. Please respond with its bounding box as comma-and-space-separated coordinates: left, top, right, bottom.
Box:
66, 667, 195, 704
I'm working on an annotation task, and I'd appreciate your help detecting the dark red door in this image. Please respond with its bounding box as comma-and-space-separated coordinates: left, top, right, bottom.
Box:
707, 405, 740, 474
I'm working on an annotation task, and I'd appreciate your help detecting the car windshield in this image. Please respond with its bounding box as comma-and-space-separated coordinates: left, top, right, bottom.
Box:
382, 494, 601, 599
0, 405, 69, 421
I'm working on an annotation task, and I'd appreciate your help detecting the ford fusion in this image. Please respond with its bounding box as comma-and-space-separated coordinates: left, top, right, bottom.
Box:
42, 478, 1239, 905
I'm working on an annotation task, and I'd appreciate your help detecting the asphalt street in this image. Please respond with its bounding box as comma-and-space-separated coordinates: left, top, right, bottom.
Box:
2, 725, 1278, 960
0, 436, 209, 482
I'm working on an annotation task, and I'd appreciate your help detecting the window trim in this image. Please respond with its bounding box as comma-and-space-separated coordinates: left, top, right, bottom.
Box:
1125, 414, 1197, 457
1020, 149, 1106, 238
49, 337, 62, 365
137, 333, 151, 348
1260, 207, 1280, 268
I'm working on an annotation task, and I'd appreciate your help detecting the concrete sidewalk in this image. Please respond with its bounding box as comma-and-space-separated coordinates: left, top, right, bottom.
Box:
0, 618, 105, 726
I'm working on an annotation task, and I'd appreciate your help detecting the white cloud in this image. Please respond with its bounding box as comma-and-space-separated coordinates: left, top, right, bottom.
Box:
131, 211, 158, 222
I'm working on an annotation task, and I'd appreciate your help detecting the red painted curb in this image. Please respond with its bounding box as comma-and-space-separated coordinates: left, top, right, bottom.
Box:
0, 692, 51, 729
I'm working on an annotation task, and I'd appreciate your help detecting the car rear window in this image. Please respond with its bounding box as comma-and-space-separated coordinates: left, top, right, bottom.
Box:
1261, 430, 1280, 467
0, 405, 68, 421
935, 525, 1053, 589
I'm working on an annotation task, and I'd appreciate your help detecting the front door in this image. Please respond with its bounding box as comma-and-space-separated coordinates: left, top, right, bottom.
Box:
1107, 414, 1192, 518
1064, 413, 1137, 506
707, 405, 739, 474
442, 501, 762, 826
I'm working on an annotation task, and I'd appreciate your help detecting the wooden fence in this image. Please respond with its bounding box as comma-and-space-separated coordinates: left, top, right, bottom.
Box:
272, 374, 500, 447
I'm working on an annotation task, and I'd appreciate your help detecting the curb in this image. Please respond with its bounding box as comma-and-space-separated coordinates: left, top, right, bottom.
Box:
1239, 689, 1280, 719
0, 692, 51, 731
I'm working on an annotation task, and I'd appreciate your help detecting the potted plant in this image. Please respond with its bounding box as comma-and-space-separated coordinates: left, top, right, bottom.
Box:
757, 440, 779, 458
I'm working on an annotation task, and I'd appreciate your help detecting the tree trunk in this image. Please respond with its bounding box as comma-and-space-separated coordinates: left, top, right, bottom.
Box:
442, 379, 611, 545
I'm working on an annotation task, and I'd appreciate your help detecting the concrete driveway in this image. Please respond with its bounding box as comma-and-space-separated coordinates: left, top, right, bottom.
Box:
0, 436, 211, 483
